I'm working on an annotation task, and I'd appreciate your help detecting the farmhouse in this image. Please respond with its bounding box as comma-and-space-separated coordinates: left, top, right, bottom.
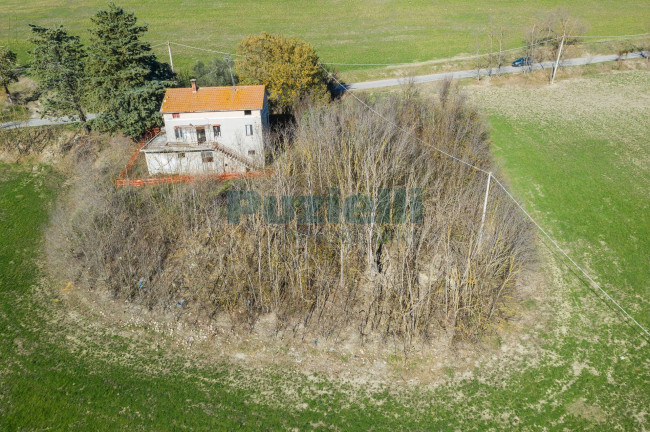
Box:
141, 80, 269, 175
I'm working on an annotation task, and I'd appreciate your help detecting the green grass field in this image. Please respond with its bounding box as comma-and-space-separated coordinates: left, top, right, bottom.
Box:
1, 0, 649, 73
469, 69, 650, 427
471, 70, 649, 325
1, 69, 648, 430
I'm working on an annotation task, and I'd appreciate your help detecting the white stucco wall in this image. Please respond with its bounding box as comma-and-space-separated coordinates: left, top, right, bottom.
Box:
162, 108, 266, 160
144, 93, 269, 176
144, 150, 246, 175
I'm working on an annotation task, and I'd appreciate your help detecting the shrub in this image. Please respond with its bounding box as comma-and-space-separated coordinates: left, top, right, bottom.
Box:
235, 32, 331, 113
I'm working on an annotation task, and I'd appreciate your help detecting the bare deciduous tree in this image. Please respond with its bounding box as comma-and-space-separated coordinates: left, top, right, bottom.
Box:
488, 15, 507, 75
48, 83, 535, 349
524, 9, 587, 82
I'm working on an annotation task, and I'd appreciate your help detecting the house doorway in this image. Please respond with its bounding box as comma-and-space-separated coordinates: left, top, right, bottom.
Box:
196, 127, 206, 144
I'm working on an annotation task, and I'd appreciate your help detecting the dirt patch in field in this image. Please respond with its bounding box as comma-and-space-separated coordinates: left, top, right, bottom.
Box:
464, 67, 650, 173
44, 255, 552, 389
466, 68, 650, 124
567, 397, 607, 423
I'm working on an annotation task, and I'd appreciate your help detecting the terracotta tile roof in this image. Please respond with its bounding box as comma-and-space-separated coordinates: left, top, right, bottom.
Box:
160, 85, 266, 113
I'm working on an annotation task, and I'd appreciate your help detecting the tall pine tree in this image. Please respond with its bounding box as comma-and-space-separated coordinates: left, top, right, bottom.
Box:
87, 3, 172, 138
29, 25, 90, 133
0, 47, 19, 104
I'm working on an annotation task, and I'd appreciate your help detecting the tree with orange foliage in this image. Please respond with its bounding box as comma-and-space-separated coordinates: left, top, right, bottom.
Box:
235, 32, 330, 113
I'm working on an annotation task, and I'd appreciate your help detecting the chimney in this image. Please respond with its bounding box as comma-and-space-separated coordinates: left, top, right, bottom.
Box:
190, 79, 197, 93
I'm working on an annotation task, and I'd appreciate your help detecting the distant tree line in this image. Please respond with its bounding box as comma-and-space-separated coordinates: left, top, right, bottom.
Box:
473, 8, 588, 83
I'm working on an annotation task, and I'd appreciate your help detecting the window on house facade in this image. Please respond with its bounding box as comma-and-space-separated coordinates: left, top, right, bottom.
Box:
178, 152, 185, 158
201, 151, 214, 163
245, 124, 253, 136
196, 127, 207, 143
213, 125, 221, 137
174, 127, 190, 142
172, 113, 180, 118
248, 150, 256, 156
244, 110, 252, 116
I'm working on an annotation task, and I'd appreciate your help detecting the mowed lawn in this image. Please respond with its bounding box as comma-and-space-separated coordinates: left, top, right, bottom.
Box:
1, 0, 650, 71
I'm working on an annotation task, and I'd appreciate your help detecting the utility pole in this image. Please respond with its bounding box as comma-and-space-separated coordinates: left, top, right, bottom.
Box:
167, 41, 174, 72
475, 36, 481, 81
477, 171, 492, 247
551, 34, 565, 85
226, 55, 236, 88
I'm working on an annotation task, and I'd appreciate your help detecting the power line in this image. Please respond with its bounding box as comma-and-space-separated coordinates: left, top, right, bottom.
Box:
158, 38, 557, 68
318, 65, 490, 172
321, 32, 649, 67
167, 41, 243, 57
577, 32, 650, 39
580, 38, 650, 46
152, 36, 647, 71
317, 63, 650, 339
8, 34, 649, 336
321, 38, 561, 67
320, 62, 395, 66
145, 34, 650, 340
490, 176, 650, 338
175, 39, 240, 52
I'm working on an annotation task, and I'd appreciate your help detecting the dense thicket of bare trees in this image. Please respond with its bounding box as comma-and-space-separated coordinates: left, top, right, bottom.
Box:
48, 84, 535, 346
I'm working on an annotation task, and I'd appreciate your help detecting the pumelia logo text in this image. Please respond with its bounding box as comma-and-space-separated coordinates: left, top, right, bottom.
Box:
227, 188, 422, 225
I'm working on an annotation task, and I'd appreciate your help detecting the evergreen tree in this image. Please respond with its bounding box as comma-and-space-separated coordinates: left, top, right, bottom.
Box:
29, 25, 90, 133
95, 81, 166, 138
87, 3, 172, 138
0, 47, 19, 104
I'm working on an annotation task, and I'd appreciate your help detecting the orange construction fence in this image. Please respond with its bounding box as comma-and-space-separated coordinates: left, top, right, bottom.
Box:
117, 128, 160, 180
115, 170, 268, 188
115, 128, 270, 188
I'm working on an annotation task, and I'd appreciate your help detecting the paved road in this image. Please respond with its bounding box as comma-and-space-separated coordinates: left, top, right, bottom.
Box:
0, 113, 97, 130
347, 52, 647, 91
0, 52, 646, 129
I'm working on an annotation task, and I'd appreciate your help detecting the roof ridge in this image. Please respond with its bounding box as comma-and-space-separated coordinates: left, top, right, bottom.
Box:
161, 85, 266, 113
165, 84, 265, 91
